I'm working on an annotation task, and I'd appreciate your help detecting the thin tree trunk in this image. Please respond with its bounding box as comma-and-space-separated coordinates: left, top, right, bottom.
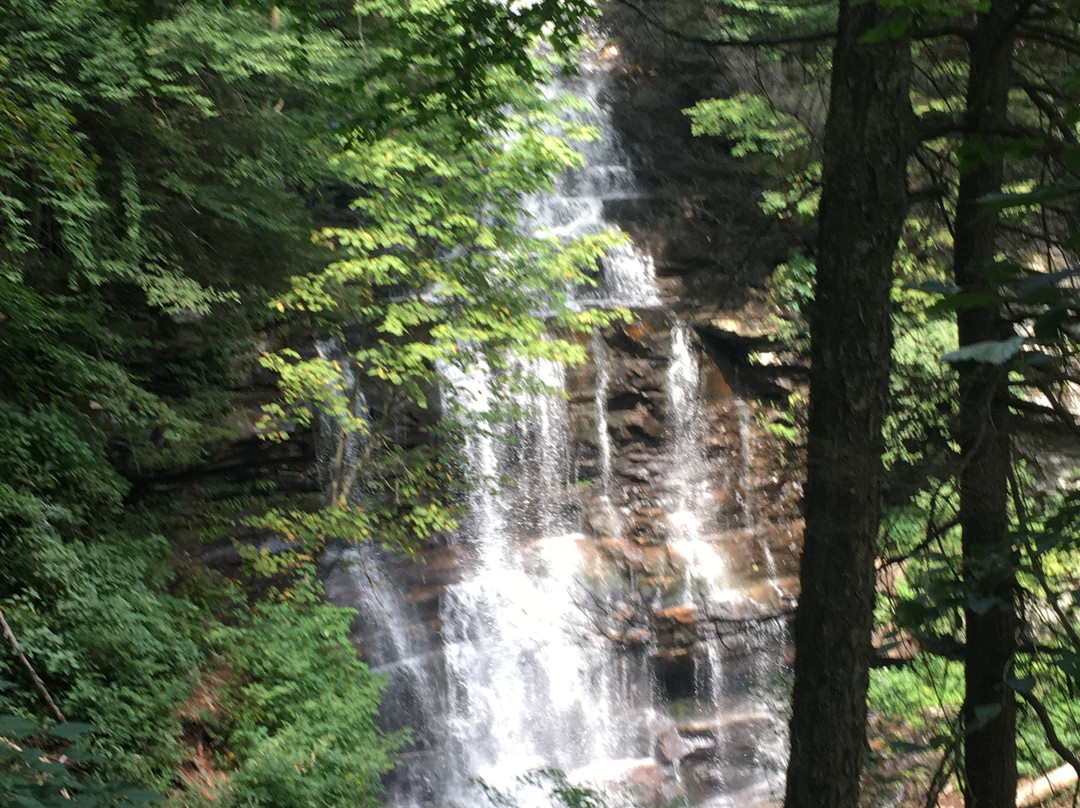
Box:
0, 608, 66, 723
954, 2, 1024, 806
783, 3, 911, 807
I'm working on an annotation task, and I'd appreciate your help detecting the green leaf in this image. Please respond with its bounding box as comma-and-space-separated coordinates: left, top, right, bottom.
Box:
909, 278, 959, 296
895, 598, 935, 629
1016, 268, 1080, 297
1007, 676, 1035, 695
1034, 307, 1069, 342
860, 13, 912, 44
979, 185, 1077, 213
1054, 651, 1080, 681
13, 795, 48, 808
49, 721, 93, 741
927, 290, 1003, 315
973, 703, 1002, 724
942, 336, 1025, 365
928, 733, 952, 749
0, 715, 41, 738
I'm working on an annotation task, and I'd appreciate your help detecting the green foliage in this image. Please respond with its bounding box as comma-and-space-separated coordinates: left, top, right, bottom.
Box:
646, 0, 834, 46
686, 94, 820, 223
885, 319, 957, 471
755, 390, 806, 447
868, 655, 963, 733
0, 0, 362, 297
3, 0, 630, 802
689, 0, 1080, 791
767, 250, 815, 347
0, 683, 163, 808
0, 523, 203, 786
1011, 658, 1080, 777
687, 93, 812, 159
2, 0, 439, 800
877, 480, 1080, 778
350, 0, 597, 126
207, 593, 404, 808
255, 41, 631, 559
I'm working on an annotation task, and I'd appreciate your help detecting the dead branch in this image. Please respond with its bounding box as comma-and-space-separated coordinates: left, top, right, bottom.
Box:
0, 608, 65, 723
1017, 690, 1080, 779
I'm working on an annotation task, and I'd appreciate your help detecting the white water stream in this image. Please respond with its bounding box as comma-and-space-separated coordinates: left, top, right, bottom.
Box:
323, 57, 790, 808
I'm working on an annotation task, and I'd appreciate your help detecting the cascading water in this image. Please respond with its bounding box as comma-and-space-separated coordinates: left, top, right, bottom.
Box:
323, 46, 794, 808
664, 324, 729, 603
655, 325, 790, 808
524, 61, 660, 311
432, 358, 643, 804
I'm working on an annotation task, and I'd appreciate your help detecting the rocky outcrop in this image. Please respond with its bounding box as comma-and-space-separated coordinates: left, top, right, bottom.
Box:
567, 309, 801, 661
596, 1, 808, 314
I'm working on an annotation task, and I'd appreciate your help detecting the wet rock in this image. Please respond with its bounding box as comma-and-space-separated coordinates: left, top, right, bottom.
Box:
654, 728, 692, 763
613, 454, 652, 483
605, 317, 667, 359
626, 506, 667, 536
611, 358, 666, 397
599, 538, 674, 576
616, 762, 687, 808
607, 389, 654, 412
655, 604, 699, 624
608, 402, 664, 442
328, 33, 808, 804
582, 504, 623, 539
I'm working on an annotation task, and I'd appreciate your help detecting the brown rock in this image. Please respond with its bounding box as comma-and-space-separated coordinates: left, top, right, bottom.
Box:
654, 728, 692, 763
608, 402, 664, 441
656, 604, 699, 624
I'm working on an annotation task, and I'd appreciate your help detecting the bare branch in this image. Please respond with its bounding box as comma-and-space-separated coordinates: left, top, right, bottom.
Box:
0, 608, 66, 723
1017, 22, 1080, 56
608, 0, 836, 49
881, 516, 960, 567
1017, 689, 1080, 779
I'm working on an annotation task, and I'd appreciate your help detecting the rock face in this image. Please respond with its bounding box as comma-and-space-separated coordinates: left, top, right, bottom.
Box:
567, 310, 802, 656
316, 12, 808, 808
598, 1, 807, 316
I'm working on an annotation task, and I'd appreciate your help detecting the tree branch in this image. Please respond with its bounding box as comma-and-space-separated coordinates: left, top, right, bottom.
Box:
914, 110, 963, 144
607, 0, 836, 49
0, 608, 66, 723
881, 516, 960, 567
1017, 689, 1080, 779
1017, 22, 1080, 56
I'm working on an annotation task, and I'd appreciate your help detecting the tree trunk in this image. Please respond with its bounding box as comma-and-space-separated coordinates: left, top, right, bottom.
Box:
954, 2, 1023, 806
783, 3, 911, 808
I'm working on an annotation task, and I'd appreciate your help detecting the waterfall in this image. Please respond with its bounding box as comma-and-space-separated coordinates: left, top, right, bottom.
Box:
524, 63, 660, 311
322, 48, 794, 808
430, 358, 640, 804
593, 332, 615, 495
664, 323, 728, 603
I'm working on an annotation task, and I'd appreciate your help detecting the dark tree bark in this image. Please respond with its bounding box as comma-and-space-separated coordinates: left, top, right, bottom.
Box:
954, 2, 1026, 805
783, 3, 911, 808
